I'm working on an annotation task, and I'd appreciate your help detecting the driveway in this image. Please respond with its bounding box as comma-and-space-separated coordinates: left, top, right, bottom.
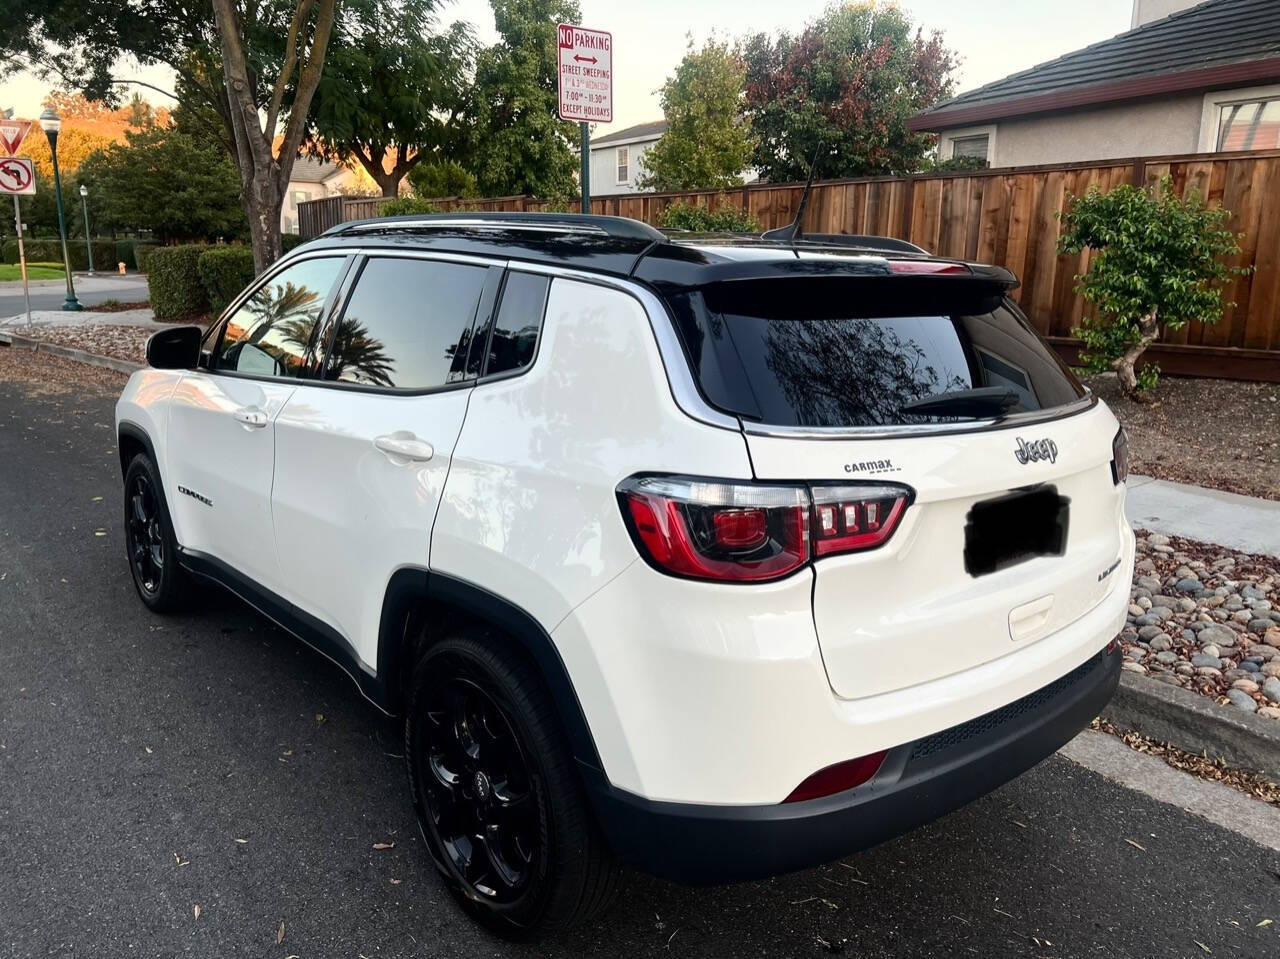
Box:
1, 354, 1277, 958
0, 273, 149, 316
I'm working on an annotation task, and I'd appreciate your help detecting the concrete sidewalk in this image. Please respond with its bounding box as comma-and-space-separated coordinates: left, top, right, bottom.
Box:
0, 308, 161, 329
1126, 474, 1280, 557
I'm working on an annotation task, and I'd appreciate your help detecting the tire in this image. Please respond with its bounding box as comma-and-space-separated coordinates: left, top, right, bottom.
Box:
122, 453, 191, 612
405, 632, 622, 939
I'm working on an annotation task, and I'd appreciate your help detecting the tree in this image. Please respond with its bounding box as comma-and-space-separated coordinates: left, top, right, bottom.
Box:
740, 2, 956, 181
18, 126, 115, 180
308, 1, 475, 197
74, 127, 247, 242
1058, 177, 1246, 397
408, 160, 478, 199
637, 38, 754, 192
468, 0, 581, 199
9, 0, 341, 270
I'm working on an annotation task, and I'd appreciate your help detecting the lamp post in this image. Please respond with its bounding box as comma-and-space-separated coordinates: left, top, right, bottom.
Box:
38, 107, 82, 311
78, 184, 96, 276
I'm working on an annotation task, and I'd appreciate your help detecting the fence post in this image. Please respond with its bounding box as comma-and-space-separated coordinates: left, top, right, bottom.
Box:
898, 174, 916, 241
1130, 157, 1147, 188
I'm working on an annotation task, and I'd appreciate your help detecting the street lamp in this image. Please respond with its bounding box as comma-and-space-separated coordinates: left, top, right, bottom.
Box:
78, 184, 95, 276
38, 107, 82, 311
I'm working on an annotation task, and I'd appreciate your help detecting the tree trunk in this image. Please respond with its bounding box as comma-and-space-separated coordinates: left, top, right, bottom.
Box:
245, 171, 284, 273
1110, 309, 1160, 398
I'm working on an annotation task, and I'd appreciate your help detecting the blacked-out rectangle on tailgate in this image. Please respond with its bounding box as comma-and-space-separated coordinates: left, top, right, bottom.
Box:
964, 486, 1069, 576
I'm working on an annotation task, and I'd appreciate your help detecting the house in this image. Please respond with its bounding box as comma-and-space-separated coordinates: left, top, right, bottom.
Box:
909, 0, 1280, 167
588, 120, 668, 195
280, 156, 366, 234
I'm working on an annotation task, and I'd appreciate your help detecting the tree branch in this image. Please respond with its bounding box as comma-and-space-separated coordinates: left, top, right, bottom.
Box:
266, 0, 317, 139
276, 0, 338, 188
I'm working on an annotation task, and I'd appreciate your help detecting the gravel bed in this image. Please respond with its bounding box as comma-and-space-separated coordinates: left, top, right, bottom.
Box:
1087, 373, 1280, 501
12, 323, 151, 364
1121, 530, 1280, 719
0, 343, 128, 394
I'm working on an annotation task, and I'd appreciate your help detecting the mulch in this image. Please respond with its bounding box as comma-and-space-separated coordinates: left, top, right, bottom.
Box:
10, 324, 152, 365
1087, 373, 1280, 501
0, 343, 128, 394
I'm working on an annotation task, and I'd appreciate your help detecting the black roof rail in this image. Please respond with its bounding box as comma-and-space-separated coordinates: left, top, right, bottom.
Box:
324, 211, 665, 242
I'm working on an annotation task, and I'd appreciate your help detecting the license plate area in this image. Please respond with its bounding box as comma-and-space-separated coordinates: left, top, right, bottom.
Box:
964, 486, 1069, 577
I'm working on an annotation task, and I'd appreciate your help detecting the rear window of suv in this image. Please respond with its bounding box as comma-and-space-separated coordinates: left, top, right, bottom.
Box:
665, 277, 1087, 429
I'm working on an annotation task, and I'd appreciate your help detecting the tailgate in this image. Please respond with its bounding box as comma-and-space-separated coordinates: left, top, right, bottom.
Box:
746, 404, 1128, 700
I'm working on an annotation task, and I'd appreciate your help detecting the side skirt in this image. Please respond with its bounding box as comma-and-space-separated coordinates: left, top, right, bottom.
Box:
177, 547, 395, 715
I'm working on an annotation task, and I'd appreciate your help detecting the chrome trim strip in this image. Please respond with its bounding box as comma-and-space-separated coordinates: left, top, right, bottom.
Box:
342, 219, 607, 235
508, 261, 743, 432
739, 394, 1099, 440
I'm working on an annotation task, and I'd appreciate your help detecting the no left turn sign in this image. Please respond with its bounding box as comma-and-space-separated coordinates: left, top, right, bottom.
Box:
0, 157, 37, 195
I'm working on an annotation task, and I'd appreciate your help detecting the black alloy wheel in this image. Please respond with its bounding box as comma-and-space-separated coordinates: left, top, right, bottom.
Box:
126, 471, 165, 595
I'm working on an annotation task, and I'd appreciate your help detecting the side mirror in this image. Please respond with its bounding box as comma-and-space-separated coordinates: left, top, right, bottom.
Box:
145, 325, 203, 370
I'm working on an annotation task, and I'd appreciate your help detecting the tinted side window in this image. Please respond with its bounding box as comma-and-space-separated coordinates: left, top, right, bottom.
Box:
324, 258, 486, 390
484, 272, 549, 376
216, 258, 344, 378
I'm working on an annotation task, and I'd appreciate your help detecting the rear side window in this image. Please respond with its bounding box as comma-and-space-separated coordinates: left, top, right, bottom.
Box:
667, 280, 1086, 428
216, 257, 345, 378
323, 257, 487, 390
483, 271, 549, 377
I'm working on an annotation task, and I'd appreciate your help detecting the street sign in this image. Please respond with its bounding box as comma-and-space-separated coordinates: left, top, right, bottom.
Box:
557, 23, 612, 123
0, 119, 32, 157
0, 157, 36, 195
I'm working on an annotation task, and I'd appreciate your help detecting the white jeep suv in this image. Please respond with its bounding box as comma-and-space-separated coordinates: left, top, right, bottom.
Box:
116, 214, 1133, 937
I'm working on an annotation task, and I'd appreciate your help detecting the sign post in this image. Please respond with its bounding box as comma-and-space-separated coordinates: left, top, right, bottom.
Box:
556, 23, 612, 215
0, 148, 36, 328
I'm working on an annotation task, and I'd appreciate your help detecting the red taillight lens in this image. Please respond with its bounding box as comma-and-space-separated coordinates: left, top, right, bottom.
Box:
810, 485, 910, 557
784, 751, 888, 803
888, 260, 970, 276
619, 476, 912, 583
620, 477, 809, 583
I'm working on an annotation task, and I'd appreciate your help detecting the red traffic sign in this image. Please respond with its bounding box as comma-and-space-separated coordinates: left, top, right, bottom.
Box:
0, 157, 36, 195
557, 23, 612, 123
0, 119, 32, 157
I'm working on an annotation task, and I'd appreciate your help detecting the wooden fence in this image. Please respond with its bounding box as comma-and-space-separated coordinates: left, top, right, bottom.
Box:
298, 148, 1280, 380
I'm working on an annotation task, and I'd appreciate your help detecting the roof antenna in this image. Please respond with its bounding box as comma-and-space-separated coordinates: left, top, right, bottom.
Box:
762, 140, 824, 244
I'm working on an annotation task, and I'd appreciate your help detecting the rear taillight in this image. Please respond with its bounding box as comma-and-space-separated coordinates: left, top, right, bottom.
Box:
1111, 427, 1130, 485
618, 476, 911, 583
888, 260, 970, 275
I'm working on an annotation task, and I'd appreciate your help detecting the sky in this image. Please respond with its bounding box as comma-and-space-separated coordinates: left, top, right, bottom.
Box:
0, 0, 1135, 135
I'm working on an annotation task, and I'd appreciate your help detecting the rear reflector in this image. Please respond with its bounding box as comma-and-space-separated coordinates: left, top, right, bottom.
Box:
618, 476, 912, 583
784, 752, 888, 803
888, 260, 971, 276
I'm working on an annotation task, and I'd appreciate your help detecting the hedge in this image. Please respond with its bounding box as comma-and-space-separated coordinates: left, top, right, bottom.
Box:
147, 245, 209, 320
197, 246, 256, 315
281, 233, 305, 253
133, 243, 159, 273
2, 237, 115, 271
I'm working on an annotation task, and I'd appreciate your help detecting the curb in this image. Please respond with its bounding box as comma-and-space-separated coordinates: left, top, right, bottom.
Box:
1101, 671, 1280, 781
0, 330, 143, 375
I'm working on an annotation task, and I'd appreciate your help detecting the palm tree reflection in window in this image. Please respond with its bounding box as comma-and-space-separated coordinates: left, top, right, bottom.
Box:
224, 280, 327, 375
325, 314, 397, 387
761, 318, 969, 427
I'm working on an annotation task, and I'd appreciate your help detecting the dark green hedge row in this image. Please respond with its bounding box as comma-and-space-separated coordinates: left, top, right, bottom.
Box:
147, 245, 209, 320
1, 238, 116, 271
197, 246, 256, 315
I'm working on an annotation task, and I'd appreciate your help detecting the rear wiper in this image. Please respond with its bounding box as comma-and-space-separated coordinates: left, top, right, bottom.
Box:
899, 386, 1021, 419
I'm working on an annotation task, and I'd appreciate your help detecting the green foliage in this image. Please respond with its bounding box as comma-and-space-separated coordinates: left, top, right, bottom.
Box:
924, 154, 990, 173
197, 246, 257, 315
309, 2, 475, 196
115, 240, 137, 270
146, 245, 210, 320
281, 234, 306, 253
133, 243, 159, 273
638, 38, 755, 192
1, 237, 114, 271
468, 0, 582, 198
74, 127, 246, 243
1058, 176, 1246, 393
380, 197, 443, 217
741, 2, 957, 180
408, 161, 479, 199
658, 202, 759, 233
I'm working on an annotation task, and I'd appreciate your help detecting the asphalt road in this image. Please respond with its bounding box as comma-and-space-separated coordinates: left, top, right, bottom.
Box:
0, 274, 149, 316
2, 362, 1278, 959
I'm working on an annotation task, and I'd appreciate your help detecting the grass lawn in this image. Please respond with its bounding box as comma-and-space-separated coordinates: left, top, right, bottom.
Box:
0, 262, 65, 281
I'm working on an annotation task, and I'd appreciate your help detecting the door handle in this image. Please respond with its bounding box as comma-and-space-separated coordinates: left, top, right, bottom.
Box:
374, 432, 435, 464
233, 406, 269, 429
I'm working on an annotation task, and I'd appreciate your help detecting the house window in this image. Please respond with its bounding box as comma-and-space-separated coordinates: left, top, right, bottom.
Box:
291, 189, 312, 208
1216, 98, 1280, 152
950, 135, 990, 161
616, 147, 629, 184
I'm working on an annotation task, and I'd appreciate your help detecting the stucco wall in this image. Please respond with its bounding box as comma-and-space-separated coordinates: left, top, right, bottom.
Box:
1131, 0, 1206, 28
992, 95, 1204, 166
588, 139, 657, 196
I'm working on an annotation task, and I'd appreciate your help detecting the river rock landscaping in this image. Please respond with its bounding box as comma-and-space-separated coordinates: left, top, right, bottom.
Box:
1121, 530, 1280, 719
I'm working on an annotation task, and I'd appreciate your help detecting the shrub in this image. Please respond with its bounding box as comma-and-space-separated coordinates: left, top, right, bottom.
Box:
281, 233, 305, 253
133, 242, 159, 273
1, 237, 113, 271
1057, 176, 1246, 396
114, 239, 137, 270
658, 201, 758, 233
197, 246, 257, 315
147, 245, 210, 320
379, 196, 441, 217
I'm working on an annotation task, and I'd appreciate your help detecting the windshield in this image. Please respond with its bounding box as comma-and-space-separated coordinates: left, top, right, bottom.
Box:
665, 284, 1087, 429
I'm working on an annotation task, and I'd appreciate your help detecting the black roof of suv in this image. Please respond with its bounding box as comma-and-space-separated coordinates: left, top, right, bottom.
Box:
310, 213, 1019, 292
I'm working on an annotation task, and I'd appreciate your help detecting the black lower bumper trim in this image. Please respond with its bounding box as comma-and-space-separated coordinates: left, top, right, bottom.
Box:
585, 645, 1121, 885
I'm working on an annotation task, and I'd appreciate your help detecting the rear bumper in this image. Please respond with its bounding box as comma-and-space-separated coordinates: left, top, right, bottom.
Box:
585, 643, 1121, 884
